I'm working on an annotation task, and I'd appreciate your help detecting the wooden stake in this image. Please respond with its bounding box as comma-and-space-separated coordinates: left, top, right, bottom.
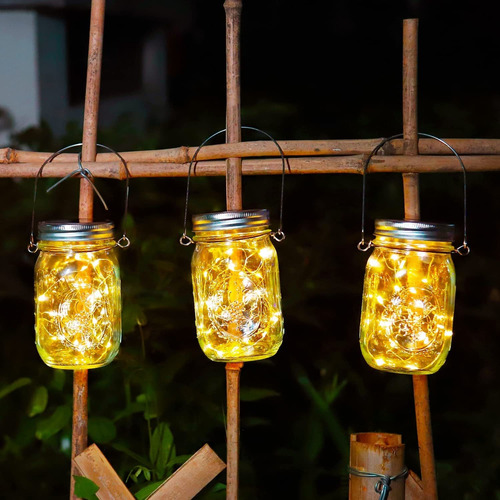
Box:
224, 1, 243, 499
225, 0, 243, 212
402, 18, 438, 500
225, 362, 243, 499
71, 1, 105, 498
349, 433, 405, 500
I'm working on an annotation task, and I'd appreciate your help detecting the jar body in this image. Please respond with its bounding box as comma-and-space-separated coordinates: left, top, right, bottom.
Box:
359, 236, 456, 374
35, 239, 121, 369
192, 227, 284, 362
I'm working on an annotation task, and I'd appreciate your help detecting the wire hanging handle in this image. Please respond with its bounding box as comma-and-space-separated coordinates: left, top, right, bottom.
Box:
28, 142, 131, 253
179, 126, 288, 246
357, 132, 469, 256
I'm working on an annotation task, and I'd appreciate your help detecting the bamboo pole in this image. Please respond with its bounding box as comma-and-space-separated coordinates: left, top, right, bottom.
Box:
70, 1, 105, 499
402, 18, 439, 500
3, 154, 500, 179
5, 137, 500, 165
349, 433, 405, 500
224, 1, 243, 499
225, 0, 243, 211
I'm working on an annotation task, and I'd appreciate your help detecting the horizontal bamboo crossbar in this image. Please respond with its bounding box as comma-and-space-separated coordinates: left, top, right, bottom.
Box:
2, 138, 500, 166
1, 154, 500, 179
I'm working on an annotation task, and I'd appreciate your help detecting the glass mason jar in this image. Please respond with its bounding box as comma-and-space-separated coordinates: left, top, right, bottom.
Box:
359, 219, 456, 375
191, 210, 284, 362
34, 221, 122, 369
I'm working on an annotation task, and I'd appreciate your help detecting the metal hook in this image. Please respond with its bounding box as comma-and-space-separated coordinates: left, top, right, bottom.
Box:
180, 126, 289, 245
358, 132, 469, 255
28, 142, 131, 252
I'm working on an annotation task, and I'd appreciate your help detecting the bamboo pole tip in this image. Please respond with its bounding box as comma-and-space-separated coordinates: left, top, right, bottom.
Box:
224, 0, 242, 10
351, 432, 402, 446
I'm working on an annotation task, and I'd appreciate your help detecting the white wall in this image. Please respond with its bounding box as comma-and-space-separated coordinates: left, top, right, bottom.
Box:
0, 11, 40, 146
38, 13, 69, 137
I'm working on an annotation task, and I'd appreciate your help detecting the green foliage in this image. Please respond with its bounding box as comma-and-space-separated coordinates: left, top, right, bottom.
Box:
1, 108, 500, 499
0, 377, 31, 399
88, 417, 117, 444
239, 387, 280, 402
36, 405, 72, 441
73, 476, 99, 500
28, 386, 49, 417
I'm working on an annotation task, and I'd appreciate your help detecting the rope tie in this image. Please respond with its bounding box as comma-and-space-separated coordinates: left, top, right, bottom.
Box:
349, 465, 408, 500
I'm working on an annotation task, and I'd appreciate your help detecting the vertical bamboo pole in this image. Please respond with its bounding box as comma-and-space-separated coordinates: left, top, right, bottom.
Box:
224, 1, 243, 499
70, 1, 105, 498
402, 18, 439, 500
224, 0, 243, 210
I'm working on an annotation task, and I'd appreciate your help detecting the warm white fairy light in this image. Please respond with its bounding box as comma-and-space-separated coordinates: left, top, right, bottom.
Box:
35, 242, 121, 369
192, 234, 283, 362
360, 239, 455, 374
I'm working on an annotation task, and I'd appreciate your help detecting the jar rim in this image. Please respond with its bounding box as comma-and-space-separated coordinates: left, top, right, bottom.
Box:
38, 220, 115, 242
192, 209, 269, 232
374, 219, 455, 242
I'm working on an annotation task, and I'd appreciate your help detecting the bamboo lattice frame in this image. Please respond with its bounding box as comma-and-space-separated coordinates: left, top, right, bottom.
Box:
3, 1, 497, 499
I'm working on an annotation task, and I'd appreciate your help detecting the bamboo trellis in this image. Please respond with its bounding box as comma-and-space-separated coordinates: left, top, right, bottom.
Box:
4, 1, 499, 499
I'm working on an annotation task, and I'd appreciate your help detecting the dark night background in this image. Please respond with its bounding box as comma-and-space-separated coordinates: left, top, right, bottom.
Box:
0, 1, 499, 498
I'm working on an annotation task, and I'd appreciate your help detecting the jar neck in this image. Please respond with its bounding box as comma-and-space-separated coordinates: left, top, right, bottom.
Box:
193, 225, 270, 243
38, 238, 116, 252
372, 235, 454, 253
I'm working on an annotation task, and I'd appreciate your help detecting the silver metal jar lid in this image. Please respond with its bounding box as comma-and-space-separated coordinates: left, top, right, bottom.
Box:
192, 209, 269, 231
38, 220, 115, 241
374, 219, 455, 242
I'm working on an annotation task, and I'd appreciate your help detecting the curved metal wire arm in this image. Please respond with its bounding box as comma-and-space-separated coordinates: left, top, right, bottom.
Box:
358, 132, 470, 256
180, 126, 289, 246
28, 142, 131, 253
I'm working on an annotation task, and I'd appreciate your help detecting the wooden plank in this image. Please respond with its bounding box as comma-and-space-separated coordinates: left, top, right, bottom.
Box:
405, 470, 425, 500
73, 444, 135, 500
148, 444, 226, 500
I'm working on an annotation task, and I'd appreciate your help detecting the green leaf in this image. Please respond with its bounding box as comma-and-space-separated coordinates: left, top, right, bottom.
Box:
0, 377, 31, 399
166, 454, 190, 468
112, 443, 151, 467
127, 465, 152, 484
50, 370, 66, 391
73, 476, 99, 500
35, 405, 71, 440
113, 402, 146, 422
123, 303, 148, 333
88, 417, 117, 444
240, 387, 280, 402
293, 363, 349, 460
28, 386, 48, 417
134, 480, 165, 500
242, 417, 271, 427
149, 423, 175, 478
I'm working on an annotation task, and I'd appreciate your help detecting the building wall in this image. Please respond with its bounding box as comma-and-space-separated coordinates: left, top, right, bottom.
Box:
0, 9, 168, 146
0, 10, 40, 145
37, 12, 69, 137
